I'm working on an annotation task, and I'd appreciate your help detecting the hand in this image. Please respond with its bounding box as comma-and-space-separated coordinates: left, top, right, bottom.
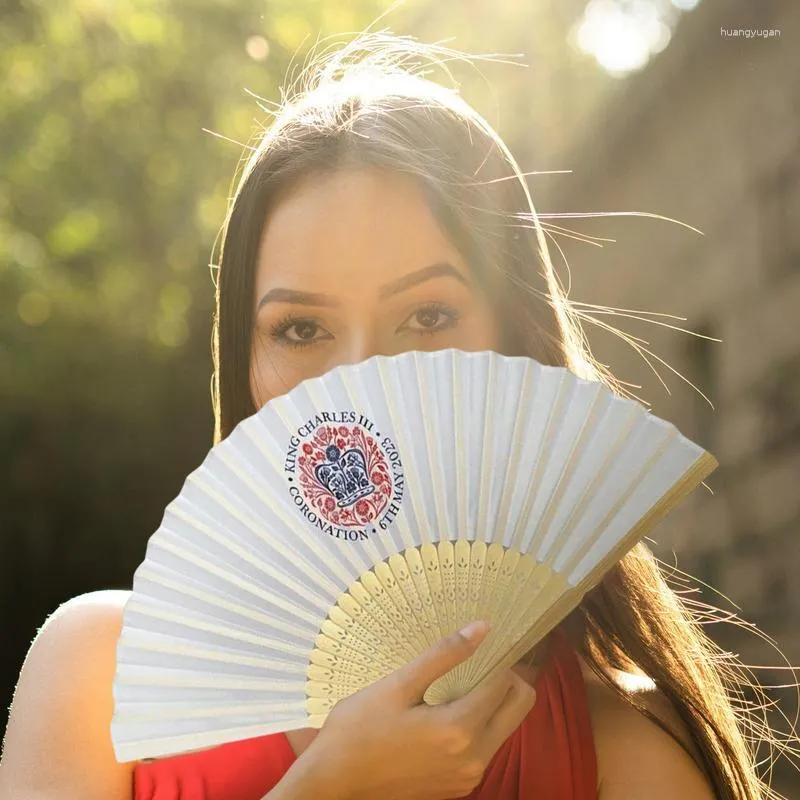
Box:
294, 621, 537, 800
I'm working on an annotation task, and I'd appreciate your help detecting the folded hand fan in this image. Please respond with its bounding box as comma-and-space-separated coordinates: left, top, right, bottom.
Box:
111, 349, 716, 762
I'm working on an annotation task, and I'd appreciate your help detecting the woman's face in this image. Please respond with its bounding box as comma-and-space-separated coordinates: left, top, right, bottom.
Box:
249, 168, 503, 407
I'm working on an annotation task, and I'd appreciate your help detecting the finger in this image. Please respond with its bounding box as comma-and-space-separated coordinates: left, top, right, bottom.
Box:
386, 621, 490, 705
477, 674, 537, 761
439, 669, 516, 730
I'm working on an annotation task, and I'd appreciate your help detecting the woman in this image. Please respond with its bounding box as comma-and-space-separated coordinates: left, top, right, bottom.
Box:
0, 34, 781, 800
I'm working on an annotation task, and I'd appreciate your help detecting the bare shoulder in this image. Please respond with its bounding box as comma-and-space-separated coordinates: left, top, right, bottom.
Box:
0, 590, 134, 800
579, 660, 715, 799
39, 588, 130, 634
18, 589, 130, 682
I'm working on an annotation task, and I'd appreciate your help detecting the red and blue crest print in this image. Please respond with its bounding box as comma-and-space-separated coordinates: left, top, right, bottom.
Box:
297, 424, 392, 528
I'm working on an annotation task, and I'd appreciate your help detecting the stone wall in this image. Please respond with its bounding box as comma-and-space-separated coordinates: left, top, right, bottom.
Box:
529, 0, 800, 790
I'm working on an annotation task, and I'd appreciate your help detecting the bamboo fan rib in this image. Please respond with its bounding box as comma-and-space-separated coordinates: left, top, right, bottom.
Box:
111, 349, 717, 763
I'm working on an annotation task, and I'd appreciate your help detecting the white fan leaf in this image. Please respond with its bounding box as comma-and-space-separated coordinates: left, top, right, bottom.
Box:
112, 349, 716, 762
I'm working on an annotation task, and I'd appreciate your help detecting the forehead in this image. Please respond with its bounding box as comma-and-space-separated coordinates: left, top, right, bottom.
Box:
255, 168, 466, 292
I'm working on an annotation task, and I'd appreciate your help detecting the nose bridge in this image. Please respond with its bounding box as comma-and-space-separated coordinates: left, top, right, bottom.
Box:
339, 325, 386, 366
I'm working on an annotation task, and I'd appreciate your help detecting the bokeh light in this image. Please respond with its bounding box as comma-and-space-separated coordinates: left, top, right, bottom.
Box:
17, 291, 52, 326
574, 0, 703, 76
246, 35, 270, 61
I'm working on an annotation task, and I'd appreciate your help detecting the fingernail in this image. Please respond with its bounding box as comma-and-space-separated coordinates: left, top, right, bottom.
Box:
458, 620, 488, 641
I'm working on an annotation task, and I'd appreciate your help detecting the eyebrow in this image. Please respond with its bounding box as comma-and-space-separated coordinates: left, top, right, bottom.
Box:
256, 262, 470, 310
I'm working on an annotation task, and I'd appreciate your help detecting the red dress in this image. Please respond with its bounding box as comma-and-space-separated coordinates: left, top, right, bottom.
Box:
133, 631, 597, 799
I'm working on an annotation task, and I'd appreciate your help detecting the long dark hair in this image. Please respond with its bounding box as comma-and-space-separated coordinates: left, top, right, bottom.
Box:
210, 34, 787, 799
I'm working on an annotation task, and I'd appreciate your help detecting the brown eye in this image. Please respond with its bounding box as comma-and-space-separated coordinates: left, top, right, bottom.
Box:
286, 321, 319, 341
401, 303, 461, 335
415, 308, 442, 328
268, 316, 331, 349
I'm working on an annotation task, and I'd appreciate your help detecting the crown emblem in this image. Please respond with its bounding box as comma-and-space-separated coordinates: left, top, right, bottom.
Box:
290, 420, 398, 533
314, 444, 376, 507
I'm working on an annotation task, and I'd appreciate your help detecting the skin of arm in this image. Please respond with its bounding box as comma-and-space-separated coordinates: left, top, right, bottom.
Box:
0, 591, 136, 800
262, 751, 348, 800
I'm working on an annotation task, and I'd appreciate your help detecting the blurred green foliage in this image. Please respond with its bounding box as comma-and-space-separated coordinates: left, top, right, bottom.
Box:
1, 0, 391, 367
0, 0, 390, 731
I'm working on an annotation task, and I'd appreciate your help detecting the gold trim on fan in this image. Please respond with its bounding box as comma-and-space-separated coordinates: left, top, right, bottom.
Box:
304, 450, 717, 724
